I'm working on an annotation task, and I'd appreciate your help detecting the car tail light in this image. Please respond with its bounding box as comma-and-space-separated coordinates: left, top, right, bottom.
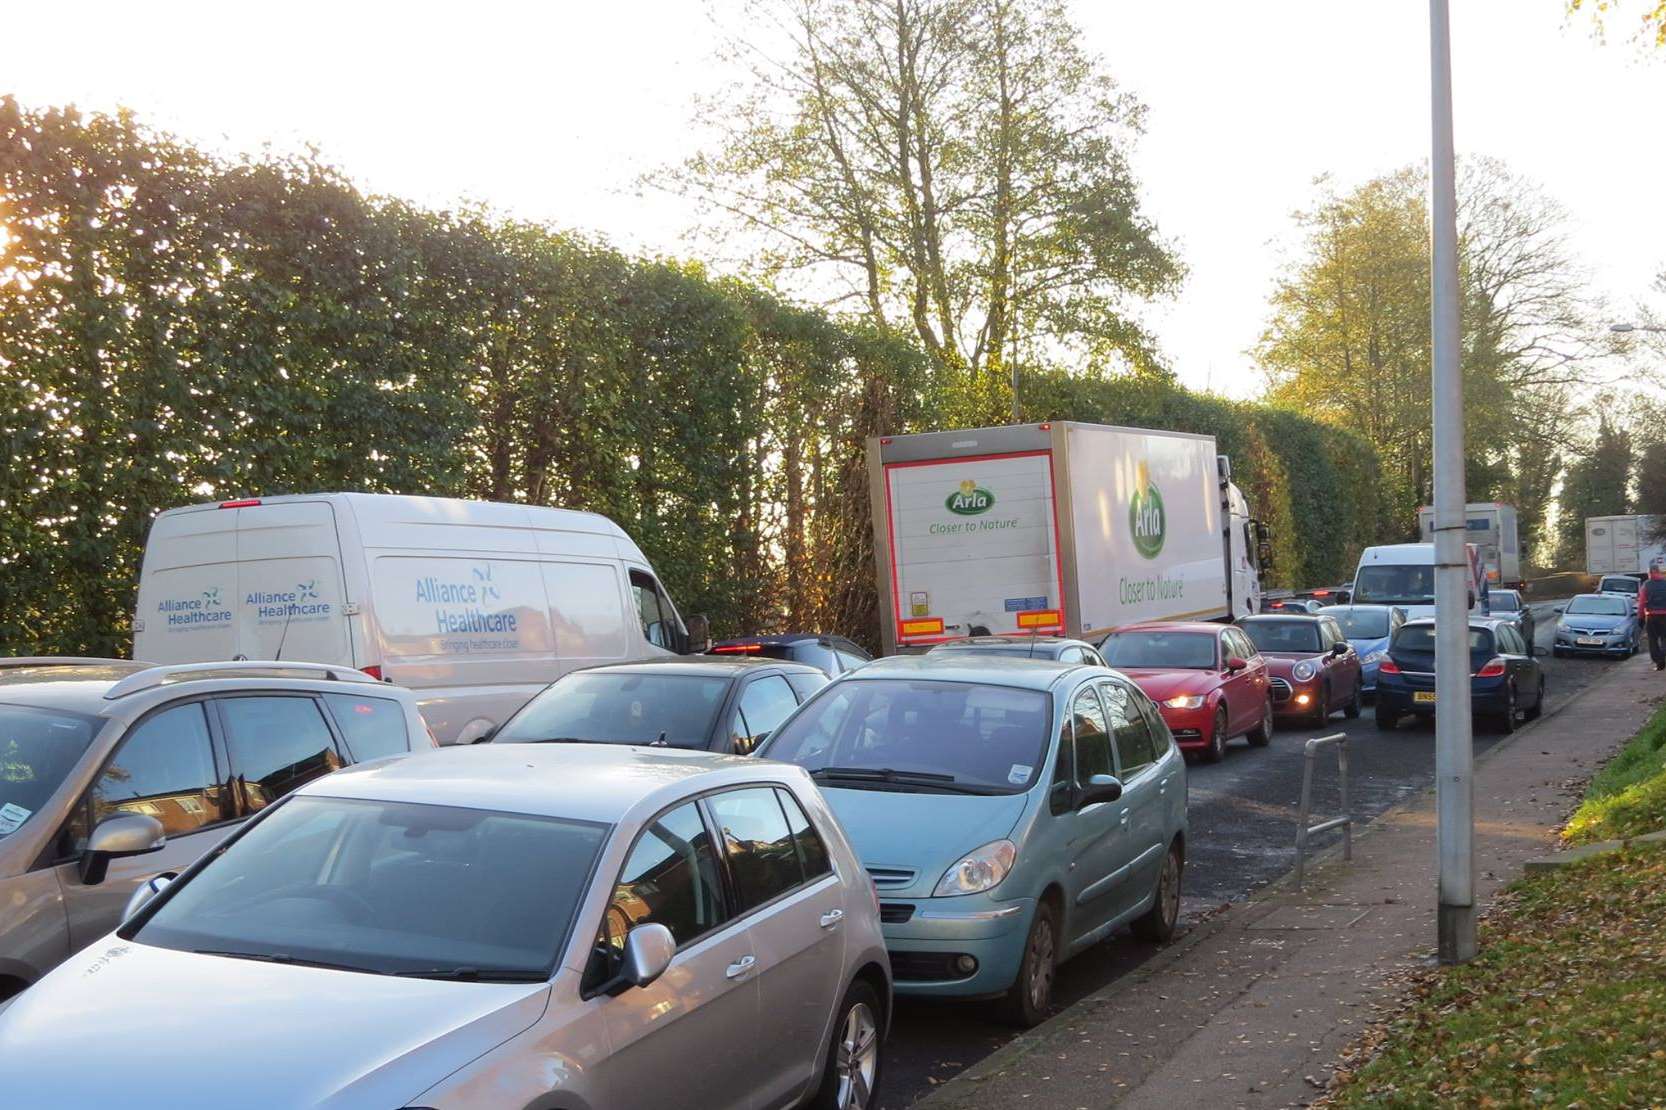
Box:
218, 498, 261, 509
1476, 657, 1507, 678
1378, 658, 1400, 675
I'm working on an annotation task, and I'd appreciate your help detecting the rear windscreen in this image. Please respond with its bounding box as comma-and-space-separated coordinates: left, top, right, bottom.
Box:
1393, 626, 1491, 653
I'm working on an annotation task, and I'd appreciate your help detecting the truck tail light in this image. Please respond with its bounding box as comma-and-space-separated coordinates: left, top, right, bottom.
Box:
218, 498, 261, 509
362, 665, 384, 681
1476, 658, 1507, 678
1378, 658, 1400, 675
712, 644, 762, 654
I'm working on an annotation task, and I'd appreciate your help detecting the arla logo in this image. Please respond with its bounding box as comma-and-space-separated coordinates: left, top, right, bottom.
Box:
1128, 461, 1165, 559
946, 479, 995, 516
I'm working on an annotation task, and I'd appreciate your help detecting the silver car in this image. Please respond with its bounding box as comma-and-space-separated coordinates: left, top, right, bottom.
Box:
0, 743, 892, 1109
0, 658, 435, 1000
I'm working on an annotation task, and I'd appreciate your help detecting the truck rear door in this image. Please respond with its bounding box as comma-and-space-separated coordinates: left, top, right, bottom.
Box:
882, 451, 1064, 648
230, 500, 353, 664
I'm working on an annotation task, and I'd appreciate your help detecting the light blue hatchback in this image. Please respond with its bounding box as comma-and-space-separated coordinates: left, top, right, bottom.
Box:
758, 654, 1187, 1026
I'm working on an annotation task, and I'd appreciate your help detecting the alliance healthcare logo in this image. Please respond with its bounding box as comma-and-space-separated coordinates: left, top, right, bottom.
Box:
158, 587, 232, 627
1129, 461, 1166, 559
946, 479, 996, 516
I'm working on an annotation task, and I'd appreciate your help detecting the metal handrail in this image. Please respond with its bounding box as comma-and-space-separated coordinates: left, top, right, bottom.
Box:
1294, 731, 1352, 890
103, 659, 379, 700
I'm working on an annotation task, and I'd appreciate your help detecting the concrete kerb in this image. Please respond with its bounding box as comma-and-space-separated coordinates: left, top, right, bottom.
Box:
909, 637, 1642, 1110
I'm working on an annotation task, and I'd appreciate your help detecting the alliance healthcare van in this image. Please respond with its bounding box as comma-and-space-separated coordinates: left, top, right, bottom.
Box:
132, 494, 707, 742
866, 421, 1269, 654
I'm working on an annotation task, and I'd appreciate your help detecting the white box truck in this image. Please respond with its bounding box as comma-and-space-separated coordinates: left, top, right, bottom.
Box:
132, 494, 706, 743
1417, 502, 1521, 587
1585, 514, 1666, 576
867, 421, 1269, 654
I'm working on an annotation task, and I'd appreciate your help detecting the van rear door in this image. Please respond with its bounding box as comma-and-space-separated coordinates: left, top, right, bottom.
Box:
230, 500, 353, 665
133, 509, 239, 662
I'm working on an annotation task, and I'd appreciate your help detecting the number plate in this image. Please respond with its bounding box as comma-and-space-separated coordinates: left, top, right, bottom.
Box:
1413, 691, 1437, 704
1577, 637, 1603, 646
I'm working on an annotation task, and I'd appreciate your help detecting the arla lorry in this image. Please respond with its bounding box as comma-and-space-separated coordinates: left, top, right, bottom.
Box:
1585, 514, 1666, 577
866, 422, 1270, 654
1417, 502, 1521, 587
132, 494, 707, 743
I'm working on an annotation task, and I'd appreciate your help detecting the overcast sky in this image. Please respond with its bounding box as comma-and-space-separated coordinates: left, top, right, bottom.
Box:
8, 0, 1663, 398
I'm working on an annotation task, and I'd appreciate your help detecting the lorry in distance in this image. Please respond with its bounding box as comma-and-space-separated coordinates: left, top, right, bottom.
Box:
132, 494, 707, 743
1417, 502, 1521, 588
1585, 514, 1666, 577
866, 421, 1271, 656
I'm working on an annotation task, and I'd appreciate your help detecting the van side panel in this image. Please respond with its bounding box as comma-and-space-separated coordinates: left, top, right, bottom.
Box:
132, 510, 239, 662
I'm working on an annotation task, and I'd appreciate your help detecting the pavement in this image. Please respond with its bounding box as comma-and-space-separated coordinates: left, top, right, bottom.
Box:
909, 648, 1665, 1110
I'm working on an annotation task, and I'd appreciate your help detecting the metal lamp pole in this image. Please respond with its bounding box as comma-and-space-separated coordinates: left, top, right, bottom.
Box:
1429, 0, 1476, 965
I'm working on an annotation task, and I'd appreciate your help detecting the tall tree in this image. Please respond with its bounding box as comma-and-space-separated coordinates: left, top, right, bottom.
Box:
1557, 415, 1633, 564
1259, 160, 1607, 538
1570, 0, 1666, 48
661, 0, 1182, 420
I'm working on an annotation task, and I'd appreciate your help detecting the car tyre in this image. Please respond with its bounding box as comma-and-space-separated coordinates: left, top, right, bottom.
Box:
1202, 706, 1228, 763
1132, 840, 1183, 944
1310, 682, 1330, 726
1246, 699, 1273, 748
807, 980, 884, 1110
999, 900, 1059, 1028
1552, 646, 1566, 659
1343, 677, 1363, 720
1376, 707, 1399, 732
1525, 677, 1546, 721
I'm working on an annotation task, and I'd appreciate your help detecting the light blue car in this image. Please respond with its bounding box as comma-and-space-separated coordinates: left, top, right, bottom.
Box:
1553, 593, 1640, 658
758, 654, 1186, 1027
1317, 604, 1405, 694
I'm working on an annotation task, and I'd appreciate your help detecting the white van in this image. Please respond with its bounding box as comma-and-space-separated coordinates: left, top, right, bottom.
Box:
1351, 541, 1483, 621
131, 494, 707, 743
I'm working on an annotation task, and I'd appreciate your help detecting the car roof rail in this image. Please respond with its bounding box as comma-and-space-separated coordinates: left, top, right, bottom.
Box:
0, 656, 140, 670
103, 660, 381, 700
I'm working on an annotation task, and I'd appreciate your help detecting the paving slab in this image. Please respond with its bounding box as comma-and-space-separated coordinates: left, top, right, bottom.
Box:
911, 653, 1664, 1110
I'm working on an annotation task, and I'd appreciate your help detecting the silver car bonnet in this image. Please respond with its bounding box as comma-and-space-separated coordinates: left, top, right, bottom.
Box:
0, 939, 550, 1107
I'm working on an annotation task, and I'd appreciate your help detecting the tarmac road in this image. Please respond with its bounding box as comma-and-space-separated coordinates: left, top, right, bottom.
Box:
880, 601, 1616, 1106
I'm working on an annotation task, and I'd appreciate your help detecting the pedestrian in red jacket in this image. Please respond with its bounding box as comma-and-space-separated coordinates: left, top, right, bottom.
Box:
1640, 562, 1666, 670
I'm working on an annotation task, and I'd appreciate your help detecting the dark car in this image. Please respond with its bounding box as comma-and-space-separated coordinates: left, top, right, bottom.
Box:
1238, 614, 1364, 724
1376, 617, 1545, 734
707, 632, 872, 677
928, 634, 1108, 665
489, 657, 827, 755
1486, 588, 1534, 646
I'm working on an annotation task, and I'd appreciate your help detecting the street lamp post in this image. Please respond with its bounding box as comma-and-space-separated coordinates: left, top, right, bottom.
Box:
1429, 0, 1477, 966
1612, 323, 1666, 334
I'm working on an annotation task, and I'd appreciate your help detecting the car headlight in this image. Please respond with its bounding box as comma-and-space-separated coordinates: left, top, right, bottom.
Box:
1361, 650, 1385, 665
1163, 694, 1206, 710
933, 839, 1018, 897
1292, 660, 1318, 682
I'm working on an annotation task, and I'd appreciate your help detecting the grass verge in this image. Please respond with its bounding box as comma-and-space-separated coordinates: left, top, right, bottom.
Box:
1328, 845, 1666, 1108
1563, 702, 1666, 844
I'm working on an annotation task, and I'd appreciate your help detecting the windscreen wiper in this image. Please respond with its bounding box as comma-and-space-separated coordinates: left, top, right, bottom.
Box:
393, 966, 548, 982
809, 767, 991, 793
192, 949, 380, 975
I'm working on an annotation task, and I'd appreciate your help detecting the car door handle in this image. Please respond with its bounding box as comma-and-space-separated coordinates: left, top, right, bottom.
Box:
1119, 809, 1131, 827
819, 909, 845, 929
726, 955, 757, 980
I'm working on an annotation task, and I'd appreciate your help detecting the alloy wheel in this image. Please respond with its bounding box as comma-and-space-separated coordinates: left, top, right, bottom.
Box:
1025, 915, 1056, 1012
835, 1001, 880, 1109
1157, 848, 1180, 931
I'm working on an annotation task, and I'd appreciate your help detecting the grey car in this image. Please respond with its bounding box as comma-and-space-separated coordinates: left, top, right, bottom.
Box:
0, 658, 435, 1001
0, 743, 892, 1110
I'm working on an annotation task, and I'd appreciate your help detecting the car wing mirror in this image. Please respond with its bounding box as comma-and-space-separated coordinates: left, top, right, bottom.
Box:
1224, 656, 1247, 673
1329, 642, 1349, 657
122, 872, 177, 921
1077, 773, 1123, 809
1553, 606, 1565, 614
607, 923, 676, 995
80, 813, 166, 886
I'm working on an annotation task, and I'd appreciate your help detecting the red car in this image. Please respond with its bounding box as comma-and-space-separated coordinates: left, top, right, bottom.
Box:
1099, 621, 1274, 763
1238, 613, 1363, 725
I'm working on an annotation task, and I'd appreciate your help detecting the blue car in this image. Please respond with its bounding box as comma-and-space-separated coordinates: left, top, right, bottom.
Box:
1377, 617, 1546, 734
1552, 592, 1640, 658
1317, 604, 1405, 694
758, 654, 1187, 1027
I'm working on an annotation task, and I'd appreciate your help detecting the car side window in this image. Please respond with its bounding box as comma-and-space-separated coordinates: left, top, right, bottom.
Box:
1134, 690, 1174, 758
1101, 680, 1158, 777
1500, 626, 1524, 655
784, 672, 828, 700
87, 702, 228, 840
1083, 647, 1108, 667
730, 675, 800, 755
707, 787, 805, 912
1069, 684, 1113, 783
629, 569, 680, 649
791, 641, 838, 675
321, 693, 410, 761
1049, 709, 1076, 815
1229, 628, 1257, 661
217, 696, 344, 813
603, 801, 726, 960
775, 788, 833, 881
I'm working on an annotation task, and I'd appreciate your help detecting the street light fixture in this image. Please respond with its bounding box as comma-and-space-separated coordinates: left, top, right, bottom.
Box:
1612, 323, 1666, 334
